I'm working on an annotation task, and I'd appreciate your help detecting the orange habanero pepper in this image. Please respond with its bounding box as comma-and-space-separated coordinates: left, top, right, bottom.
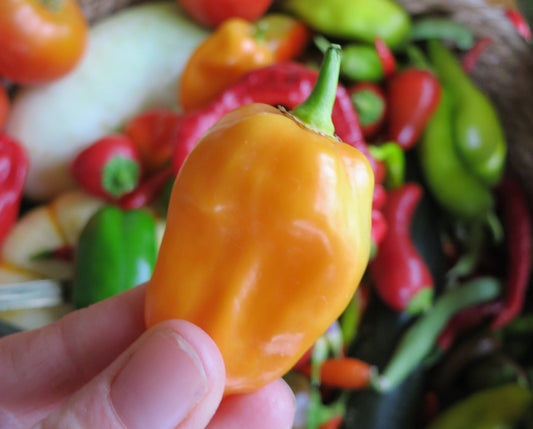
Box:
179, 14, 311, 112
146, 45, 374, 394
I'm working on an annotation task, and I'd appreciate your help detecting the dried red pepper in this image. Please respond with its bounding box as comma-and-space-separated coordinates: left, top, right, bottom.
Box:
491, 176, 532, 329
70, 135, 143, 200
387, 68, 441, 150
171, 62, 371, 175
505, 9, 532, 41
0, 133, 29, 245
461, 37, 493, 74
369, 183, 434, 314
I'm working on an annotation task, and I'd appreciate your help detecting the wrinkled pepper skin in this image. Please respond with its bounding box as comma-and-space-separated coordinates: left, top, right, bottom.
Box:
418, 90, 494, 220
285, 0, 411, 49
428, 40, 506, 187
145, 103, 374, 394
73, 205, 157, 308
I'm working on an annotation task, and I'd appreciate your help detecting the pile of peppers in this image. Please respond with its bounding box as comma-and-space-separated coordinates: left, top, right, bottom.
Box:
1, 0, 533, 428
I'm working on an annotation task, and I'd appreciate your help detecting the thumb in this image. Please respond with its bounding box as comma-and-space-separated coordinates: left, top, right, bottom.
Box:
35, 320, 226, 429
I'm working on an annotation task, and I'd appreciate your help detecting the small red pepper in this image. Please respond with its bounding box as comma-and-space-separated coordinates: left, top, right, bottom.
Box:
0, 133, 29, 246
491, 176, 532, 330
0, 85, 9, 130
387, 68, 441, 150
171, 62, 370, 175
119, 166, 174, 210
71, 135, 143, 200
374, 37, 396, 78
369, 183, 434, 314
123, 109, 182, 173
318, 415, 344, 429
505, 9, 532, 41
347, 82, 387, 138
461, 37, 493, 74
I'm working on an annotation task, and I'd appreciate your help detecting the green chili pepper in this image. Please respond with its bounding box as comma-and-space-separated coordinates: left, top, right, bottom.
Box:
418, 89, 494, 220
284, 0, 411, 49
427, 384, 532, 429
369, 142, 405, 190
410, 18, 475, 50
372, 277, 501, 393
73, 205, 157, 308
428, 40, 507, 187
340, 44, 384, 82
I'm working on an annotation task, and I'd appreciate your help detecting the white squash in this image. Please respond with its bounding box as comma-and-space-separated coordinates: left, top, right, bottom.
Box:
6, 1, 208, 201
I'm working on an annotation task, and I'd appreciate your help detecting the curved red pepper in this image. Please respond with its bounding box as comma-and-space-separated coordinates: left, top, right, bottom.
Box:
374, 37, 396, 78
0, 133, 29, 246
505, 9, 532, 41
119, 166, 174, 210
461, 37, 493, 74
491, 176, 532, 329
171, 62, 371, 174
387, 68, 441, 150
369, 183, 434, 314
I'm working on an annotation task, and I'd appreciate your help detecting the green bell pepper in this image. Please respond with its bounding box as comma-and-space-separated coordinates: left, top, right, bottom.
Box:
418, 89, 494, 220
284, 0, 411, 50
428, 40, 507, 187
426, 384, 532, 429
73, 205, 157, 308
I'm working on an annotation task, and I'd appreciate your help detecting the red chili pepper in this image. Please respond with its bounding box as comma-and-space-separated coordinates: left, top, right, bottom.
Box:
299, 357, 372, 390
0, 133, 29, 245
372, 183, 387, 211
387, 68, 441, 150
319, 415, 344, 429
123, 109, 182, 173
0, 85, 9, 130
70, 135, 143, 200
171, 62, 369, 174
461, 37, 493, 74
347, 82, 387, 138
374, 37, 396, 78
437, 302, 501, 351
491, 176, 532, 330
505, 9, 532, 41
371, 208, 388, 251
369, 183, 434, 314
119, 166, 174, 210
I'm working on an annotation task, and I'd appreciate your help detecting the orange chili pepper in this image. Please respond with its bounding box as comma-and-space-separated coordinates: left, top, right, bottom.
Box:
179, 14, 311, 112
146, 45, 374, 394
300, 357, 373, 390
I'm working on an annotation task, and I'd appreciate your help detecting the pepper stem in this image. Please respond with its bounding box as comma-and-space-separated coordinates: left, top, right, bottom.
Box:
291, 42, 341, 136
40, 0, 65, 11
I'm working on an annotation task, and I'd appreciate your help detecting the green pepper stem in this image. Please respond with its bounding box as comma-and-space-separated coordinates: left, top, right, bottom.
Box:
292, 43, 341, 136
41, 0, 66, 11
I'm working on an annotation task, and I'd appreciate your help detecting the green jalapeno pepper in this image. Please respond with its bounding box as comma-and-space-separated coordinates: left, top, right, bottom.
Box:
426, 383, 532, 429
285, 0, 411, 49
428, 40, 507, 187
418, 89, 494, 220
73, 205, 157, 308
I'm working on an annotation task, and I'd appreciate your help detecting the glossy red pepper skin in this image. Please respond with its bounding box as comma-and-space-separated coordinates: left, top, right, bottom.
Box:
172, 62, 369, 174
491, 176, 532, 329
119, 166, 174, 210
387, 68, 441, 150
0, 133, 29, 245
70, 135, 143, 200
369, 183, 434, 313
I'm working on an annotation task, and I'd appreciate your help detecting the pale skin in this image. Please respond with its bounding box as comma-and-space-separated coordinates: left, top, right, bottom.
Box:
0, 284, 295, 429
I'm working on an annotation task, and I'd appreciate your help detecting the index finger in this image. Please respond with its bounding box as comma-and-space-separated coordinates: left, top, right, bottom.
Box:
0, 283, 146, 423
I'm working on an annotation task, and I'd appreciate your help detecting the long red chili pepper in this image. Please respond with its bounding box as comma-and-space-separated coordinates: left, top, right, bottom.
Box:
461, 37, 493, 74
491, 176, 532, 330
387, 68, 441, 150
374, 37, 396, 78
369, 183, 434, 314
118, 166, 174, 210
0, 133, 29, 246
172, 62, 371, 174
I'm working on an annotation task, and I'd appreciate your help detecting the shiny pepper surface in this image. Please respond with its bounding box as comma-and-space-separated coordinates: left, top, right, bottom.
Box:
145, 46, 374, 394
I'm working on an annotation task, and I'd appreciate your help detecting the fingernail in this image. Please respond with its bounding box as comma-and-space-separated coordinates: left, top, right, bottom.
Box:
111, 329, 209, 429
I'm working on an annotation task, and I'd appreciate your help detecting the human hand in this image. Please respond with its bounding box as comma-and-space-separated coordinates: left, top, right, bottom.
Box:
0, 284, 295, 428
